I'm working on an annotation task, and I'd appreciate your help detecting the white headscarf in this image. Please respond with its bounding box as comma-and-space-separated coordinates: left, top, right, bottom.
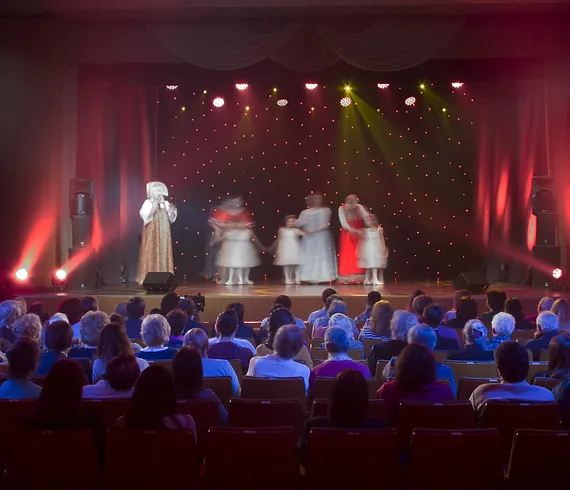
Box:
146, 181, 168, 199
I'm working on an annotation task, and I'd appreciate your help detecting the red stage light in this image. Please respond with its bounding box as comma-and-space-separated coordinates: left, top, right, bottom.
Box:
305, 83, 318, 90
451, 82, 464, 88
553, 268, 563, 280
277, 99, 288, 107
405, 96, 416, 106
340, 97, 352, 107
377, 83, 390, 89
213, 97, 225, 108
235, 83, 248, 91
54, 269, 67, 281
15, 268, 28, 282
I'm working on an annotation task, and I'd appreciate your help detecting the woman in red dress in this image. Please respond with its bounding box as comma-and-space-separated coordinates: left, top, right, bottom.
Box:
338, 194, 369, 284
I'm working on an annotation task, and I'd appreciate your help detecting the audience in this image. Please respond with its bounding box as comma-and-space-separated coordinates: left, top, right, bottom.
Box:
377, 343, 454, 424
178, 297, 207, 334
311, 294, 344, 331
171, 347, 228, 423
12, 313, 42, 344
159, 292, 180, 317
525, 311, 560, 361
114, 302, 128, 319
125, 296, 146, 340
0, 299, 22, 344
307, 288, 337, 325
117, 365, 196, 438
504, 297, 532, 330
227, 302, 255, 339
109, 313, 126, 329
411, 294, 433, 318
525, 296, 555, 326
355, 291, 382, 325
408, 289, 425, 311
208, 310, 254, 370
166, 309, 187, 349
552, 298, 570, 331
136, 314, 178, 361
445, 297, 478, 331
260, 295, 306, 330
358, 300, 393, 341
71, 296, 100, 340
480, 289, 507, 328
444, 289, 471, 323
0, 338, 42, 398
313, 301, 358, 339
422, 304, 461, 350
256, 307, 312, 368
447, 320, 494, 361
247, 324, 310, 392
69, 311, 110, 360
83, 354, 140, 399
56, 297, 82, 326
310, 327, 371, 392
483, 312, 515, 351
36, 320, 73, 376
367, 310, 418, 375
536, 334, 570, 379
328, 313, 364, 355
92, 323, 149, 383
470, 341, 555, 411
183, 328, 240, 395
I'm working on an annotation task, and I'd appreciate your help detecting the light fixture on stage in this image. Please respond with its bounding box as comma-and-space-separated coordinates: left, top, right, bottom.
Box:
277, 99, 288, 107
377, 83, 390, 89
52, 269, 68, 291
344, 85, 351, 92
15, 268, 28, 282
213, 97, 225, 108
235, 83, 248, 91
166, 85, 178, 90
553, 268, 563, 280
551, 268, 567, 291
305, 83, 318, 90
451, 82, 464, 88
405, 96, 416, 106
340, 97, 352, 107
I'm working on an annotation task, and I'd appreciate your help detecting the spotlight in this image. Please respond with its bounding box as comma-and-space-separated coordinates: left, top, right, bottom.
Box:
340, 97, 352, 107
52, 269, 68, 291
553, 268, 563, 280
452, 82, 464, 88
305, 83, 318, 90
213, 97, 225, 108
166, 85, 178, 90
272, 88, 278, 93
235, 83, 248, 91
277, 99, 288, 107
377, 83, 390, 89
15, 268, 28, 282
55, 269, 67, 281
405, 96, 416, 106
344, 85, 351, 92
419, 83, 426, 90
245, 106, 250, 111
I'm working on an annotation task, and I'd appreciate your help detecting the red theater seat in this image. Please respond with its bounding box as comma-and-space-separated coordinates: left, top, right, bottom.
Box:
228, 398, 304, 437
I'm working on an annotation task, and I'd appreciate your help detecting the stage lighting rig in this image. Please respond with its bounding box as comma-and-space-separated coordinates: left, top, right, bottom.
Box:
52, 269, 68, 291
15, 268, 28, 282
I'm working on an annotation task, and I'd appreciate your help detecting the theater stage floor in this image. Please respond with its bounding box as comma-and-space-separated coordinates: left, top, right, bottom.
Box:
21, 281, 556, 322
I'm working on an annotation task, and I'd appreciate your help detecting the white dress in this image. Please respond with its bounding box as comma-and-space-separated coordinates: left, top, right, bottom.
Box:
274, 228, 302, 266
358, 227, 389, 269
297, 207, 338, 283
217, 229, 261, 268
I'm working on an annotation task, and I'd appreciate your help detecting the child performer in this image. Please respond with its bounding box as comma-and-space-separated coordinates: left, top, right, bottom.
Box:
358, 215, 389, 285
272, 215, 304, 284
216, 221, 262, 285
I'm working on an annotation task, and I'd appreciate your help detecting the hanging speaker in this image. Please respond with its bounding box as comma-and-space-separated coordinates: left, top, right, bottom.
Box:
531, 176, 556, 216
142, 272, 178, 292
70, 178, 94, 217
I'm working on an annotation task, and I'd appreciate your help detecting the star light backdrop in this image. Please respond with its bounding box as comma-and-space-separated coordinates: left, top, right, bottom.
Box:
157, 77, 478, 282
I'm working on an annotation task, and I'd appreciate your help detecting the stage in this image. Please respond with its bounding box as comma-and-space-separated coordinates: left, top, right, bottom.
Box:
20, 281, 554, 323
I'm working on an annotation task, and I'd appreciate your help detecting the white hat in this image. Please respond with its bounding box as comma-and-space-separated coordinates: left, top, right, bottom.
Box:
146, 181, 168, 199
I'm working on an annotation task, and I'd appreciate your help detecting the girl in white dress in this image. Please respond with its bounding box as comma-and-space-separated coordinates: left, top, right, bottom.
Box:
217, 222, 261, 285
358, 215, 389, 285
273, 215, 304, 285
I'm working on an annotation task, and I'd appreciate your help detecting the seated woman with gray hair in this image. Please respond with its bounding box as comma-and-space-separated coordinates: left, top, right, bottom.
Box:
446, 319, 494, 361
483, 312, 516, 351
0, 300, 23, 345
135, 314, 178, 361
325, 313, 364, 358
13, 314, 43, 344
247, 324, 310, 392
312, 300, 358, 339
309, 327, 371, 393
68, 310, 110, 361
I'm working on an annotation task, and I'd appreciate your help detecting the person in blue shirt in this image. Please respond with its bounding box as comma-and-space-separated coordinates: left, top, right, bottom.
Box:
36, 320, 73, 376
307, 288, 337, 326
136, 314, 178, 361
0, 338, 42, 399
355, 290, 382, 325
177, 298, 208, 335
125, 296, 146, 341
166, 309, 187, 349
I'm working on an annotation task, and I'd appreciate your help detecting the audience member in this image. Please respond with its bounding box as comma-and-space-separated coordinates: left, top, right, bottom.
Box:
422, 304, 461, 350
160, 292, 180, 317
149, 308, 161, 315
260, 295, 306, 330
0, 339, 41, 398
56, 297, 82, 326
328, 313, 364, 355
505, 298, 532, 330
109, 313, 126, 329
377, 343, 454, 424
310, 327, 371, 392
172, 347, 228, 423
536, 334, 570, 379
480, 289, 507, 328
208, 310, 253, 370
166, 309, 187, 349
256, 307, 312, 368
247, 324, 310, 391
83, 354, 140, 399
12, 313, 42, 344
13, 297, 27, 316
36, 320, 73, 376
227, 302, 255, 339
114, 302, 128, 319
117, 365, 196, 437
92, 323, 149, 383
483, 312, 515, 351
470, 341, 555, 411
444, 289, 471, 323
358, 300, 393, 341
411, 294, 433, 318
178, 297, 207, 334
307, 288, 337, 325
69, 311, 110, 360
367, 310, 418, 375
408, 289, 425, 311
313, 300, 358, 338
71, 296, 99, 340
446, 320, 494, 361
552, 298, 570, 331
525, 311, 560, 361
49, 312, 69, 324
183, 328, 240, 395
0, 299, 22, 343
445, 297, 478, 331
28, 302, 49, 324
136, 314, 178, 361
355, 291, 382, 325
525, 296, 555, 326
125, 296, 146, 340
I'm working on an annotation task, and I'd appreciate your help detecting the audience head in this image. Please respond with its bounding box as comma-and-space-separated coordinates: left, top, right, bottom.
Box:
215, 309, 239, 338
491, 312, 515, 338
328, 369, 369, 427
321, 288, 337, 305
390, 310, 419, 341
45, 320, 73, 352
324, 327, 350, 354
28, 302, 49, 324
141, 314, 171, 347
456, 297, 478, 324
109, 313, 126, 328
494, 341, 529, 383
273, 324, 304, 360
408, 324, 438, 350
329, 313, 355, 341
166, 309, 188, 337
160, 292, 179, 316
177, 298, 196, 319
14, 297, 27, 315
183, 328, 209, 357
57, 297, 82, 325
327, 299, 347, 317
366, 291, 382, 307
547, 335, 570, 375
537, 296, 555, 314
114, 302, 128, 319
552, 298, 570, 330
0, 300, 22, 328
149, 308, 161, 315
453, 289, 471, 309
7, 338, 40, 380
226, 302, 245, 323
12, 313, 42, 342
126, 296, 146, 319
486, 289, 507, 313
105, 354, 140, 391
80, 311, 110, 347
408, 289, 425, 310
395, 343, 437, 392
268, 306, 295, 332
274, 295, 293, 310
537, 311, 559, 334
172, 347, 203, 398
79, 296, 99, 315
325, 294, 342, 309
411, 295, 433, 317
505, 298, 524, 319
97, 323, 134, 361
50, 312, 69, 324
422, 304, 445, 328
463, 319, 488, 346
369, 300, 394, 337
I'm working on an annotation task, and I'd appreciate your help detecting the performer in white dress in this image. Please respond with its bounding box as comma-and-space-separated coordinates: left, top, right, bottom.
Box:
273, 215, 304, 285
297, 193, 338, 284
136, 181, 177, 284
358, 215, 389, 285
217, 222, 261, 285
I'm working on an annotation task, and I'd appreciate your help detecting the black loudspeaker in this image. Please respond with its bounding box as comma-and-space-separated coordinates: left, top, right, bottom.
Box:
532, 176, 556, 215
532, 246, 562, 289
71, 216, 92, 248
142, 272, 178, 293
535, 214, 557, 246
453, 272, 490, 294
68, 248, 98, 290
70, 178, 94, 217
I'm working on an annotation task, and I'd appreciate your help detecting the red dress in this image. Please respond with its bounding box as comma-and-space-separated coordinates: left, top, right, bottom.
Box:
338, 204, 365, 277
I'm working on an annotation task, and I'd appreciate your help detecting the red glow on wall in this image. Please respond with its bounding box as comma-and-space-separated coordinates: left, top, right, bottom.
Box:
12, 211, 56, 278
